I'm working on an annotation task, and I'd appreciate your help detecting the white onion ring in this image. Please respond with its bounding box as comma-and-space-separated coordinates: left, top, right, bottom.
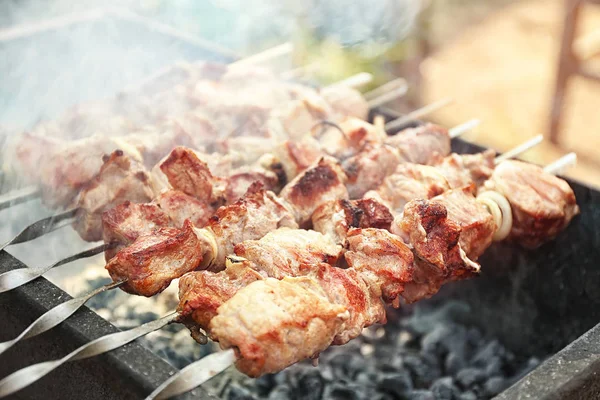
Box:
477, 190, 513, 241
194, 227, 219, 268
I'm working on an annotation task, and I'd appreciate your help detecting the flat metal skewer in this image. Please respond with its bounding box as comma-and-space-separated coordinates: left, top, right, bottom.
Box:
0, 185, 40, 211
365, 78, 408, 108
0, 312, 178, 398
0, 243, 107, 293
0, 279, 124, 355
0, 208, 79, 252
449, 118, 481, 139
145, 349, 236, 400
384, 97, 454, 131
494, 135, 544, 165
544, 152, 577, 175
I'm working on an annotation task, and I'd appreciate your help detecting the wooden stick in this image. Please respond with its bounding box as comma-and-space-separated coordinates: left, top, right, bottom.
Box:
230, 42, 293, 68
364, 78, 408, 108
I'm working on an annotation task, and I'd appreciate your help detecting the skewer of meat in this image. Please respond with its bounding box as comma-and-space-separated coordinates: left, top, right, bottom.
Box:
0, 153, 579, 398
0, 137, 545, 358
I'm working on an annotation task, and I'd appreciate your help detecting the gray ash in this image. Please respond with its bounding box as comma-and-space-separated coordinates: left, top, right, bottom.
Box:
84, 275, 544, 400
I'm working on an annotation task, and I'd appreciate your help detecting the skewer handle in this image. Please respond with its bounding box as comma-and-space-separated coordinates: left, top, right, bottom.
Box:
384, 97, 454, 131
0, 186, 40, 211
544, 152, 577, 175
449, 118, 481, 139
365, 78, 408, 109
494, 135, 543, 165
0, 207, 78, 252
146, 349, 236, 400
0, 312, 178, 398
0, 243, 106, 293
325, 72, 373, 90
0, 279, 122, 355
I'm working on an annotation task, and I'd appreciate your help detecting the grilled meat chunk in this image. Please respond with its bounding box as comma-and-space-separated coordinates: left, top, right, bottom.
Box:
386, 123, 451, 165
224, 167, 281, 203
280, 156, 349, 226
178, 260, 264, 334
75, 151, 154, 241
158, 146, 224, 205
272, 138, 323, 182
433, 149, 496, 190
312, 198, 394, 245
433, 187, 495, 260
344, 228, 415, 303
211, 277, 349, 377
395, 198, 481, 302
342, 144, 401, 199
102, 201, 170, 261
106, 220, 203, 296
156, 190, 214, 228
206, 184, 298, 269
233, 228, 343, 278
482, 160, 579, 248
364, 163, 450, 213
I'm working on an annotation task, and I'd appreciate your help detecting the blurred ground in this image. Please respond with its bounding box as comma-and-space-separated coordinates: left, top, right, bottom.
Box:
420, 0, 600, 187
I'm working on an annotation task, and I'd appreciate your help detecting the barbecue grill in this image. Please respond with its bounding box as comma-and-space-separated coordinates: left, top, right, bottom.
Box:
1, 8, 599, 400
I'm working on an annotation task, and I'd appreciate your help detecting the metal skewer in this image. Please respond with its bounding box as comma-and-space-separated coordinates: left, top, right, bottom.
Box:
0, 243, 108, 293
494, 135, 543, 165
0, 279, 124, 356
544, 152, 577, 175
449, 119, 481, 139
0, 185, 40, 211
0, 208, 78, 253
145, 349, 236, 400
364, 78, 408, 108
384, 97, 454, 131
0, 312, 178, 398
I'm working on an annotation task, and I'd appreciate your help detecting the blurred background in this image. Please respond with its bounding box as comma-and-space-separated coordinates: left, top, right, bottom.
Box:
1, 0, 599, 186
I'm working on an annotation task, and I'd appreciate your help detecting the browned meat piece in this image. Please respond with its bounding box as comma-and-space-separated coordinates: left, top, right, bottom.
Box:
279, 156, 349, 226
156, 190, 214, 228
482, 160, 579, 248
106, 220, 203, 296
159, 146, 223, 204
433, 149, 496, 190
321, 86, 370, 120
272, 138, 323, 182
233, 229, 342, 279
364, 163, 450, 213
8, 132, 61, 183
75, 151, 154, 242
101, 201, 170, 261
342, 144, 401, 199
206, 184, 298, 269
433, 187, 495, 260
224, 167, 281, 203
386, 123, 451, 165
395, 198, 481, 302
211, 277, 349, 377
312, 198, 394, 244
272, 92, 332, 141
316, 117, 382, 160
178, 260, 264, 333
344, 228, 415, 303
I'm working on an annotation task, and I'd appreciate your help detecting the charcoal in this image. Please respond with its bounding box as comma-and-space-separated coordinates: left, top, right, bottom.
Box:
470, 340, 507, 367
430, 377, 460, 400
457, 391, 477, 400
402, 302, 471, 336
296, 368, 326, 400
328, 352, 364, 380
323, 382, 372, 400
376, 371, 413, 397
455, 368, 487, 389
483, 376, 508, 397
137, 311, 159, 324
483, 356, 504, 377
254, 374, 276, 396
421, 324, 467, 360
444, 352, 467, 376
356, 370, 379, 387
406, 389, 435, 400
227, 384, 256, 400
268, 385, 293, 400
403, 353, 441, 388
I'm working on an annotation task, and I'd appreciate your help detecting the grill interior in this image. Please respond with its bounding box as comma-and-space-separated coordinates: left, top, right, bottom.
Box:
1, 10, 599, 400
